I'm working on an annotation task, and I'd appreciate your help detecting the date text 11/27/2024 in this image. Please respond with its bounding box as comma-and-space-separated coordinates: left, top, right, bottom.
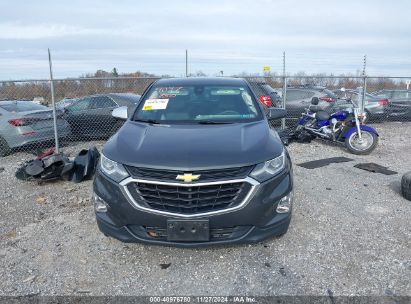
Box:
149, 296, 257, 303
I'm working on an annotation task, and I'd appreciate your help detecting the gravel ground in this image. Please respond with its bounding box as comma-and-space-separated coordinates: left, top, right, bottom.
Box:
0, 122, 410, 297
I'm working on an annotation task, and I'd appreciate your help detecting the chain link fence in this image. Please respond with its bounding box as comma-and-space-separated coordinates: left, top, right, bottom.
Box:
245, 76, 411, 128
0, 75, 410, 157
0, 77, 158, 156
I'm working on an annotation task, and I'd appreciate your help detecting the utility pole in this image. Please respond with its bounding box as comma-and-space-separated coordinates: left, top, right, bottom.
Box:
281, 52, 287, 129
48, 48, 59, 153
185, 49, 188, 77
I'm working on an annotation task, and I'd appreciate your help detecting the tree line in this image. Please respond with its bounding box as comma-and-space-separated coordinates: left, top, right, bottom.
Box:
0, 69, 408, 104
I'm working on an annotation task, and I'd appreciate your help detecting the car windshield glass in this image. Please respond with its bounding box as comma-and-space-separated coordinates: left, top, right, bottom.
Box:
133, 84, 262, 123
0, 101, 47, 112
375, 92, 389, 98
261, 84, 277, 94
322, 89, 337, 98
56, 98, 77, 109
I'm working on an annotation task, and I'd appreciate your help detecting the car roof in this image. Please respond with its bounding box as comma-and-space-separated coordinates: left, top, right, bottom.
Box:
287, 86, 326, 90
154, 77, 247, 86
0, 100, 39, 105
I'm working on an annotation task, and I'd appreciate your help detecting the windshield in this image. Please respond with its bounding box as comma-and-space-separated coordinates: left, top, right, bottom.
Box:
56, 98, 77, 110
322, 89, 337, 99
133, 84, 262, 123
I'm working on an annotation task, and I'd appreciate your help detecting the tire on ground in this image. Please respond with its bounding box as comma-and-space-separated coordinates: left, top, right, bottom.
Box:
401, 171, 411, 201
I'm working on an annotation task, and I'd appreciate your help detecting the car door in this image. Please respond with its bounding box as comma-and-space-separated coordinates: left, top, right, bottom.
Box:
390, 91, 411, 118
285, 90, 311, 117
64, 97, 93, 137
88, 96, 118, 136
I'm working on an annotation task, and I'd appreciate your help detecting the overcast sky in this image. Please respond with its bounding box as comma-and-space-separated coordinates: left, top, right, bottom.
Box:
0, 0, 410, 79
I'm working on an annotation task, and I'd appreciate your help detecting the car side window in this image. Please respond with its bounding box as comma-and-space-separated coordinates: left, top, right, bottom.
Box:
304, 91, 315, 99
350, 93, 359, 102
393, 91, 411, 99
68, 98, 92, 112
90, 96, 117, 109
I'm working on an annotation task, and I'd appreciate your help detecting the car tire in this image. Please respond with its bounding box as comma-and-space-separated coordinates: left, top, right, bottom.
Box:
401, 171, 411, 201
0, 136, 12, 157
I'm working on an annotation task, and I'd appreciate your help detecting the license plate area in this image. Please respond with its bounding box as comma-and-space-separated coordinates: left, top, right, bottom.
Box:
167, 219, 210, 242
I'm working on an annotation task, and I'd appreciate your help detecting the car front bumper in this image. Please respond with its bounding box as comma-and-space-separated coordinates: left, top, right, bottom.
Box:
93, 166, 293, 247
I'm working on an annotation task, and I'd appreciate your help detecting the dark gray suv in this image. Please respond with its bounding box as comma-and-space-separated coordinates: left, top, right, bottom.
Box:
93, 77, 293, 247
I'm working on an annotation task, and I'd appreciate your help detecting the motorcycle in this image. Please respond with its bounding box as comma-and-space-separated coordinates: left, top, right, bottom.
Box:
292, 97, 378, 154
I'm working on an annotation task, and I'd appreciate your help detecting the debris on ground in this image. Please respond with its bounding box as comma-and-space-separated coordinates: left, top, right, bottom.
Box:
160, 263, 171, 269
22, 275, 36, 283
15, 147, 100, 183
35, 195, 46, 204
354, 163, 397, 175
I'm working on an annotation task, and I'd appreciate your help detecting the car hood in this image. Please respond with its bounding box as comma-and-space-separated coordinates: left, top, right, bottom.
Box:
103, 120, 283, 170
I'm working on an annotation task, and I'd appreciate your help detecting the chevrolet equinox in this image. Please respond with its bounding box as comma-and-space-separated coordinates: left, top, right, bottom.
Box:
93, 77, 293, 246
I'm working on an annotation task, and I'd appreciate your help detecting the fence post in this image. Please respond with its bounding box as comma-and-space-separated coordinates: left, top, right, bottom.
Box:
281, 52, 287, 129
48, 48, 59, 153
360, 55, 367, 114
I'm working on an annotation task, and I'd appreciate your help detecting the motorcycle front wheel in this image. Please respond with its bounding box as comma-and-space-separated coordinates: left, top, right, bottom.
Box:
345, 130, 378, 155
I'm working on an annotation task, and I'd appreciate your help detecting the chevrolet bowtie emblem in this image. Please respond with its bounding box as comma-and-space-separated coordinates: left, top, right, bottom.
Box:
176, 173, 201, 183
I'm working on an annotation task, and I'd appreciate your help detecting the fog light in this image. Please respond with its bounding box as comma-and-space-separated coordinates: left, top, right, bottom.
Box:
93, 194, 108, 213
276, 191, 293, 213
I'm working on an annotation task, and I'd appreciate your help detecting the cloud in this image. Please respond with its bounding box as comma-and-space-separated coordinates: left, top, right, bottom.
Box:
0, 0, 410, 79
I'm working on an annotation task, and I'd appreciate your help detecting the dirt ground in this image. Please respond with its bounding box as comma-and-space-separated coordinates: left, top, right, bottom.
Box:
0, 122, 410, 296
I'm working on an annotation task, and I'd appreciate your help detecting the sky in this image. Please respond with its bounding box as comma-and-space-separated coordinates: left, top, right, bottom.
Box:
0, 0, 410, 80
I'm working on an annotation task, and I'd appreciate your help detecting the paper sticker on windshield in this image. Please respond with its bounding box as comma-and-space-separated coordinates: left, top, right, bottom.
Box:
142, 99, 169, 110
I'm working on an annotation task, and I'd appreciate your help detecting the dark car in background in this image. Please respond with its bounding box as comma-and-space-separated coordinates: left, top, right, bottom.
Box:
63, 93, 141, 139
248, 81, 281, 107
283, 86, 337, 117
372, 90, 411, 120
93, 77, 292, 246
56, 97, 78, 110
0, 100, 71, 156
333, 89, 389, 121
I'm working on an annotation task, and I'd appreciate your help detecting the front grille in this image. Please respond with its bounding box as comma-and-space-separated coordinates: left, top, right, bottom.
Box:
125, 166, 253, 182
126, 181, 252, 214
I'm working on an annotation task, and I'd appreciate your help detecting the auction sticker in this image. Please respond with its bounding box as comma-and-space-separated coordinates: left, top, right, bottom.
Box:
142, 99, 169, 110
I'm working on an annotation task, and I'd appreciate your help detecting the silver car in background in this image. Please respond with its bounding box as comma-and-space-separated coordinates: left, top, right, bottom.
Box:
0, 100, 71, 156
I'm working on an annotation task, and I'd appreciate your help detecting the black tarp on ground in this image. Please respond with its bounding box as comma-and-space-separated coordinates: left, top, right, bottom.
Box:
297, 157, 354, 169
354, 163, 397, 175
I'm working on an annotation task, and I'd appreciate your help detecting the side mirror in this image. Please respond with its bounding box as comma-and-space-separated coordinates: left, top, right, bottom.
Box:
267, 108, 287, 120
112, 106, 128, 120
311, 97, 319, 105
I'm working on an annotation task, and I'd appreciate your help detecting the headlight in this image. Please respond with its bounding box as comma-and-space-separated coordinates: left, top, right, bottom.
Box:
100, 154, 129, 182
250, 151, 286, 182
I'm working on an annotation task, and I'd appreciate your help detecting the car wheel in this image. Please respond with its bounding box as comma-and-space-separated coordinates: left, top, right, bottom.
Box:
401, 171, 411, 201
0, 136, 12, 157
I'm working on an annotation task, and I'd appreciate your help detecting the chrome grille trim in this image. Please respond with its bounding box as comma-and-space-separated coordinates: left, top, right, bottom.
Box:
119, 177, 260, 218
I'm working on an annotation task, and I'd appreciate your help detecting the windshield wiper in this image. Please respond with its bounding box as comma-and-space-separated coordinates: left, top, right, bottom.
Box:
134, 119, 160, 124
196, 120, 233, 125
